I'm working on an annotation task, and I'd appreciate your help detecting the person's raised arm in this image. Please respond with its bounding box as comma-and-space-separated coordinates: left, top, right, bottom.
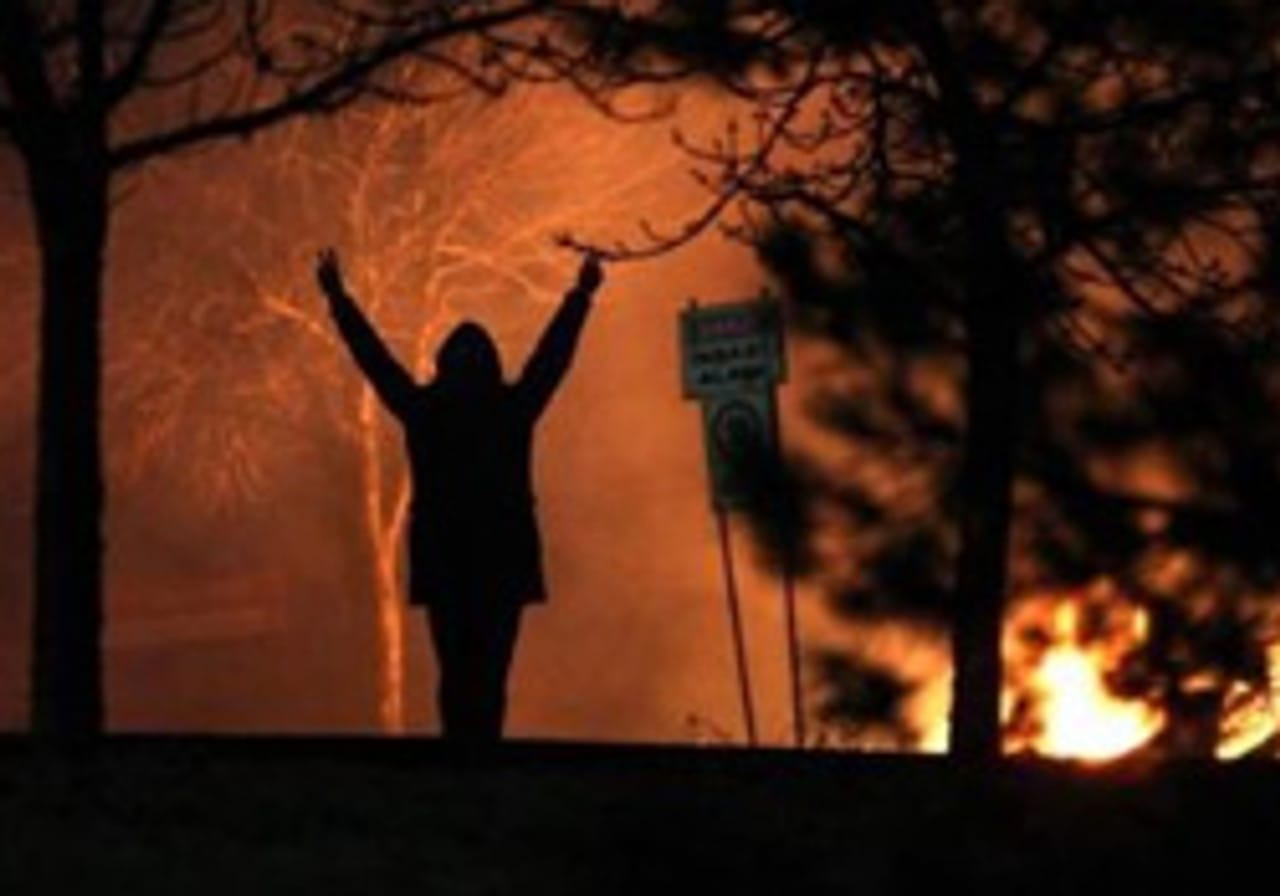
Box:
316, 248, 415, 416
516, 253, 604, 420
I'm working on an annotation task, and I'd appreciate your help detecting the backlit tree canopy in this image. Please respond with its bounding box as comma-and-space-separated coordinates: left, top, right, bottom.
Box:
558, 0, 1280, 756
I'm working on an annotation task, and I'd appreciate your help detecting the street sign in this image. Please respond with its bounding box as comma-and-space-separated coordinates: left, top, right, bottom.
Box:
680, 298, 786, 399
701, 390, 777, 511
679, 293, 803, 747
680, 297, 786, 511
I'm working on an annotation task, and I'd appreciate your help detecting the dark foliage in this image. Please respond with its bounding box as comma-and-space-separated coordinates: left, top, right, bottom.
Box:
581, 0, 1280, 755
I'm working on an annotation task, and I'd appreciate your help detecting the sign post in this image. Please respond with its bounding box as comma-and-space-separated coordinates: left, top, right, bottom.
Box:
679, 296, 805, 747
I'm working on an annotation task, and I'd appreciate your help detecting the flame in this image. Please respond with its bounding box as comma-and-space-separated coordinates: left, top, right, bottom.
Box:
1001, 592, 1280, 762
1215, 639, 1280, 759
1216, 679, 1274, 759
1031, 644, 1162, 761
1007, 598, 1164, 762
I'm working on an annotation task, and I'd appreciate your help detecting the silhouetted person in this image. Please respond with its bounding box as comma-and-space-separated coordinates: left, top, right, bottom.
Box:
316, 248, 604, 743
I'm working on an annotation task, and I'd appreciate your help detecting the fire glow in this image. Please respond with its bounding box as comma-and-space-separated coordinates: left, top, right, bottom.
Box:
1000, 593, 1279, 762
996, 596, 1164, 762
1028, 604, 1164, 761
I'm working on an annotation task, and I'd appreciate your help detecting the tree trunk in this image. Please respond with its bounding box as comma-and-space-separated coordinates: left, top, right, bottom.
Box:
28, 156, 110, 743
911, 2, 1023, 762
358, 385, 406, 732
949, 268, 1019, 761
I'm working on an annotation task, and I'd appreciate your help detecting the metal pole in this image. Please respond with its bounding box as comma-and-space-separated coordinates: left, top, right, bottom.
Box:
715, 509, 758, 746
771, 403, 805, 748
780, 564, 804, 748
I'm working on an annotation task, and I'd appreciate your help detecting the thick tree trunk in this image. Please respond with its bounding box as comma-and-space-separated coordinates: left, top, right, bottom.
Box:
28, 158, 110, 742
911, 2, 1023, 762
949, 268, 1019, 761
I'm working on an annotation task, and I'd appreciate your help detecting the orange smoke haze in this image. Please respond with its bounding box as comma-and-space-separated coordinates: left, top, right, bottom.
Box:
1, 80, 1277, 758
0, 84, 816, 743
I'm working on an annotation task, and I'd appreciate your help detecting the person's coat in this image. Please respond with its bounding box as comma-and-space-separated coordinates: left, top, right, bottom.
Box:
327, 284, 593, 607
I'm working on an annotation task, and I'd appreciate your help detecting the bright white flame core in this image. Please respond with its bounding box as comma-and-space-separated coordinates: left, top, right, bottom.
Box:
1032, 644, 1163, 761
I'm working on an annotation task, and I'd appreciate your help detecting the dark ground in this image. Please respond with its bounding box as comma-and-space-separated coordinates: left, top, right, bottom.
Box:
0, 736, 1275, 893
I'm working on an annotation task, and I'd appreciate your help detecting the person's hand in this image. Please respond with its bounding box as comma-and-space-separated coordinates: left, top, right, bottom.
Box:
574, 251, 604, 297
316, 248, 346, 299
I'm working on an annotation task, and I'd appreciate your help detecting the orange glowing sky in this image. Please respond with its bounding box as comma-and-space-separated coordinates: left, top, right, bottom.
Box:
0, 84, 822, 743
1, 78, 1277, 759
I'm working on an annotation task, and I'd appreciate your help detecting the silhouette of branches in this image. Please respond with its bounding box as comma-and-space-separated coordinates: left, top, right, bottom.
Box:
552, 1, 1280, 754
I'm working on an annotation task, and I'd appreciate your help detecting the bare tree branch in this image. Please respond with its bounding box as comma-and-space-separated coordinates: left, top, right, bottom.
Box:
103, 0, 179, 107
77, 0, 106, 107
108, 1, 554, 169
0, 2, 60, 136
560, 44, 826, 260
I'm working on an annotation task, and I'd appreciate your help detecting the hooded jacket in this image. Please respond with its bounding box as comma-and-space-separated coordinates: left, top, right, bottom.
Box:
327, 286, 593, 606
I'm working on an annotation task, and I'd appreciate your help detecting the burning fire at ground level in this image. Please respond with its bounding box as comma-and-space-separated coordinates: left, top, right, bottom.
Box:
930, 585, 1280, 762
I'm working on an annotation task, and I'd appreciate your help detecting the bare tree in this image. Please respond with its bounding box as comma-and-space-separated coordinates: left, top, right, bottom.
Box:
102, 83, 680, 731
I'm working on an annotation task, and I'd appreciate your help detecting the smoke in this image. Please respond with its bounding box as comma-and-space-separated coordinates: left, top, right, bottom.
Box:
4, 78, 1278, 757
2, 84, 827, 742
